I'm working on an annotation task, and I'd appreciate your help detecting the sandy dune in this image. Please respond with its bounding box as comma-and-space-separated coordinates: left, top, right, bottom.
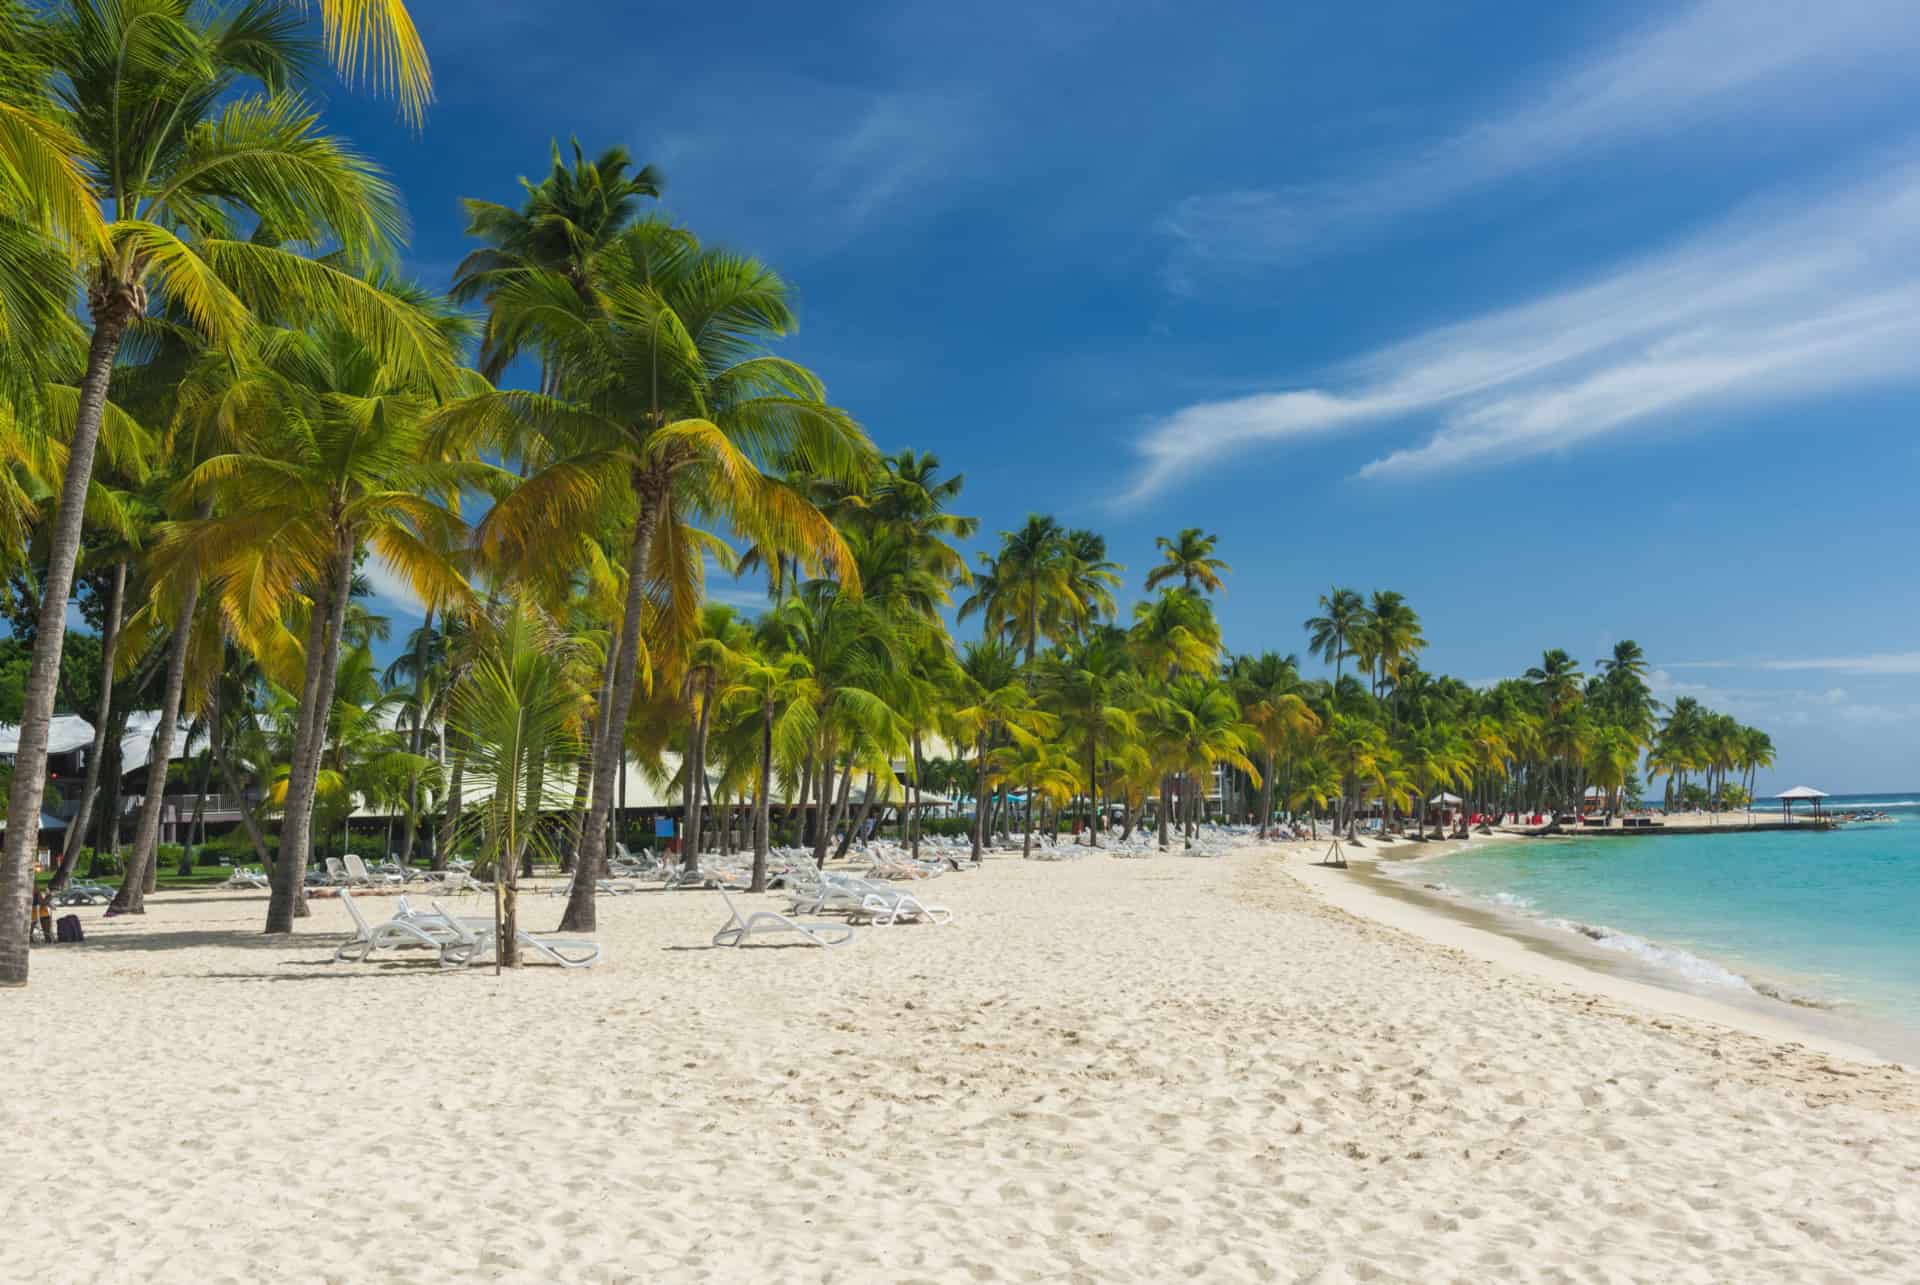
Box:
5, 847, 1916, 1282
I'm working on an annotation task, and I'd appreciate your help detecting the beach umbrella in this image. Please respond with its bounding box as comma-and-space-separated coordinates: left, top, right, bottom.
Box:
1427, 792, 1462, 805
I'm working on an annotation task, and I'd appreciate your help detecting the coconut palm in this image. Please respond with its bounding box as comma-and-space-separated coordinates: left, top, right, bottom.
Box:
448, 596, 589, 970
451, 138, 661, 377
1524, 648, 1585, 718
985, 725, 1076, 859
1145, 527, 1229, 595
958, 514, 1076, 667
441, 220, 871, 932
1304, 587, 1366, 688
1235, 651, 1318, 837
1061, 528, 1122, 633
950, 638, 1044, 860
1039, 630, 1135, 848
173, 284, 478, 932
1364, 591, 1424, 699
717, 629, 817, 890
2, 0, 451, 976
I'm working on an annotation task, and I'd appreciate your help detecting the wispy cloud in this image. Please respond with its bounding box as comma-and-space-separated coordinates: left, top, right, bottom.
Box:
1160, 0, 1920, 283
1646, 669, 1917, 731
1125, 160, 1920, 501
655, 84, 997, 256
1669, 653, 1920, 675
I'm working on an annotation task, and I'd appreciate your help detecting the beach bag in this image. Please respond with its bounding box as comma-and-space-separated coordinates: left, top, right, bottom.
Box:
55, 915, 83, 944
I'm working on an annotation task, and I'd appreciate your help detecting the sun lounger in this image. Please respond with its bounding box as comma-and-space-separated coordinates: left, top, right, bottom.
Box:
712, 888, 855, 948
333, 890, 478, 965
344, 853, 402, 886
420, 900, 603, 968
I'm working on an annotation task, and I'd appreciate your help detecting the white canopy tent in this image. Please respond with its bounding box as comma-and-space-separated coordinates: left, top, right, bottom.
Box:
1427, 792, 1462, 805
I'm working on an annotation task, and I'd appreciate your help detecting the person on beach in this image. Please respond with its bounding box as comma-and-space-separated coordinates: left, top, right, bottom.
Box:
31, 889, 55, 944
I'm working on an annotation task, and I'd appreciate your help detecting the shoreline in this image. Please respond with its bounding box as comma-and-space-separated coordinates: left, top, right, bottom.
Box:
1277, 832, 1910, 1067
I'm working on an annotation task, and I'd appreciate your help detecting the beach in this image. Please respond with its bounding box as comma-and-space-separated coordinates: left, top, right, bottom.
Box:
6, 847, 1917, 1283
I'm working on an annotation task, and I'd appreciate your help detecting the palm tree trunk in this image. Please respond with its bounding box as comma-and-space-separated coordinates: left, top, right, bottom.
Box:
682, 678, 714, 875
267, 539, 353, 932
791, 755, 812, 848
0, 295, 138, 984
809, 739, 840, 867
114, 570, 203, 913
910, 732, 924, 860
178, 740, 215, 877
1260, 751, 1276, 839
1157, 776, 1171, 849
396, 606, 434, 867
971, 732, 989, 862
51, 560, 128, 892
826, 761, 854, 862
209, 697, 272, 871
751, 703, 774, 891
835, 772, 879, 862
1022, 778, 1034, 859
561, 474, 664, 933
437, 731, 464, 872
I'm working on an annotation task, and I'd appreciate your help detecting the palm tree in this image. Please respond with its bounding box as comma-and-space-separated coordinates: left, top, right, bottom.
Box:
717, 629, 817, 890
1524, 648, 1585, 717
178, 284, 477, 932
1040, 631, 1135, 848
2, 0, 448, 976
957, 514, 1074, 667
442, 220, 871, 932
677, 603, 750, 874
451, 138, 661, 377
1304, 587, 1366, 688
985, 725, 1075, 859
1145, 527, 1228, 595
448, 596, 589, 970
950, 639, 1040, 860
1235, 651, 1318, 837
1364, 591, 1424, 699
1061, 528, 1122, 633
1162, 675, 1258, 843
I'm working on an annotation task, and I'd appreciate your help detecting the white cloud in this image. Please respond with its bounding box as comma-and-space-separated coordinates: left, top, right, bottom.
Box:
1161, 0, 1920, 279
1669, 652, 1920, 675
360, 558, 426, 619
1125, 160, 1920, 500
1646, 668, 1917, 731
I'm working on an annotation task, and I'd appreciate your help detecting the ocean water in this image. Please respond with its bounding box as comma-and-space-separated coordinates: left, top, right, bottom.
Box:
1388, 794, 1920, 1058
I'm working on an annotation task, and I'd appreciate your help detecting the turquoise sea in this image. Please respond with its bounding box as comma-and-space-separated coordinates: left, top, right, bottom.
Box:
1389, 794, 1920, 1060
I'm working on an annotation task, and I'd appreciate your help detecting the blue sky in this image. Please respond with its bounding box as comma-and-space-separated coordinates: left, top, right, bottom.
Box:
322, 0, 1920, 791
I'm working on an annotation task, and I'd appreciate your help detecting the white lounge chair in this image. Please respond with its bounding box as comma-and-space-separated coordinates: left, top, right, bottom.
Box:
333, 890, 477, 965
794, 872, 951, 926
423, 901, 603, 969
712, 888, 855, 948
344, 853, 401, 886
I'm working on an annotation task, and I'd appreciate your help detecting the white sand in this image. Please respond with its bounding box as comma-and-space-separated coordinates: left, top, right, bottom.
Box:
5, 849, 1917, 1282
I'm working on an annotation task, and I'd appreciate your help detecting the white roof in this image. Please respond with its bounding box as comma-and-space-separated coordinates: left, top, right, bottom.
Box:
0, 711, 199, 771
1428, 792, 1463, 804
1774, 785, 1829, 799
0, 714, 96, 758
120, 710, 197, 774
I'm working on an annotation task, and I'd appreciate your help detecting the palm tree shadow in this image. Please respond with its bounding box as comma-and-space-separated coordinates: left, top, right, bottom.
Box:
79, 928, 326, 953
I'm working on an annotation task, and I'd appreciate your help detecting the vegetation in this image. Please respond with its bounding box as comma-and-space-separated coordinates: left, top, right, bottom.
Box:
0, 2, 1780, 986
